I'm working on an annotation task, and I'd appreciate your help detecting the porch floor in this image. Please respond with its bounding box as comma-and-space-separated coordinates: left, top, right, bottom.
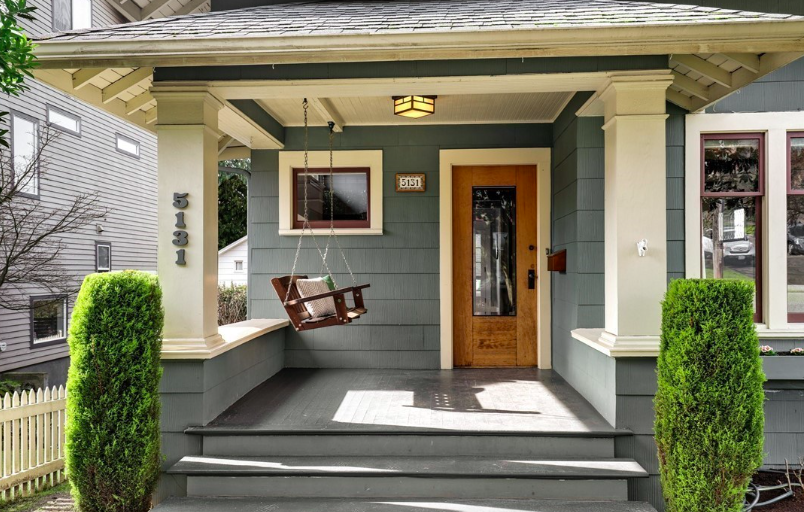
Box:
203, 368, 617, 433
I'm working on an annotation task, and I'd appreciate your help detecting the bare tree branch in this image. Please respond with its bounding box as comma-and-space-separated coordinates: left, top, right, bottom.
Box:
0, 128, 110, 310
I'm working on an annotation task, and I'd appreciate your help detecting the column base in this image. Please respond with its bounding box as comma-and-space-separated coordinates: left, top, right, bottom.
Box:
162, 333, 225, 353
571, 328, 659, 358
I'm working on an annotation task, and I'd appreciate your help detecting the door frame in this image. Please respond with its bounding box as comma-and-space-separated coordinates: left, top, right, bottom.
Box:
439, 148, 552, 370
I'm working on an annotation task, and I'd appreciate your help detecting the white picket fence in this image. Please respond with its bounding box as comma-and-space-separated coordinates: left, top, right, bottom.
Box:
0, 387, 67, 500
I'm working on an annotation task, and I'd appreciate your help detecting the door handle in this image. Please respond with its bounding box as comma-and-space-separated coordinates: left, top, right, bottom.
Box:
528, 269, 536, 289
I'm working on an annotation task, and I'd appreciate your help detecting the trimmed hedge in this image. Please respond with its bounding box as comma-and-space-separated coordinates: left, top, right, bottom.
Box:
66, 271, 164, 512
655, 279, 765, 512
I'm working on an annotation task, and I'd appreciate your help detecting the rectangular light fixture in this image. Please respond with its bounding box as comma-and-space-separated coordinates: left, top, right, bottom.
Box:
393, 95, 436, 118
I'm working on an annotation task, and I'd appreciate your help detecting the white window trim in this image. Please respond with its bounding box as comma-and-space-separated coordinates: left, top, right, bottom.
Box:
30, 296, 68, 346
10, 111, 40, 198
116, 133, 141, 158
277, 150, 383, 236
96, 242, 111, 272
234, 260, 245, 273
685, 111, 804, 332
47, 104, 81, 136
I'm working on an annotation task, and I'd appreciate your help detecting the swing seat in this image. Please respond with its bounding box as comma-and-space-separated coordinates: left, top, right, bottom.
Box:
271, 275, 370, 332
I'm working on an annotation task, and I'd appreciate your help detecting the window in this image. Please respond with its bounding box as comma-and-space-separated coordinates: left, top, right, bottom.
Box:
788, 133, 804, 322
234, 260, 244, 273
47, 105, 81, 135
116, 134, 140, 158
52, 0, 91, 31
293, 167, 370, 229
31, 296, 67, 346
96, 242, 111, 272
701, 134, 764, 321
11, 112, 39, 197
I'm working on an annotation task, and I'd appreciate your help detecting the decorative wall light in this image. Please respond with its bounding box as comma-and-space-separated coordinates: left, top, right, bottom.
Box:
393, 96, 437, 118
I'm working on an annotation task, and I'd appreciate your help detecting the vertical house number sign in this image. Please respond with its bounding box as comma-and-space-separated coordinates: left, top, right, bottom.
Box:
172, 193, 189, 265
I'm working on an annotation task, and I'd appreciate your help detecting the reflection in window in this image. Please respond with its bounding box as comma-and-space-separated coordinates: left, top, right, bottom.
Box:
473, 187, 516, 316
96, 243, 111, 272
294, 168, 369, 229
788, 135, 804, 321
11, 113, 39, 196
704, 138, 760, 193
32, 297, 67, 344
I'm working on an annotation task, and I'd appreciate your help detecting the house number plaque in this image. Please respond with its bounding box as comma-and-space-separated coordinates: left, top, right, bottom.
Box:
172, 193, 189, 265
395, 173, 426, 192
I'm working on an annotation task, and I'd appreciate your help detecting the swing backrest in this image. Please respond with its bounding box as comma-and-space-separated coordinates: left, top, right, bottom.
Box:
272, 275, 312, 326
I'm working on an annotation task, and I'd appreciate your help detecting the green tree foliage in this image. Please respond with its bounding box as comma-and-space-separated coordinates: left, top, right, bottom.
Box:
66, 271, 164, 512
655, 279, 765, 512
218, 171, 248, 249
0, 0, 38, 147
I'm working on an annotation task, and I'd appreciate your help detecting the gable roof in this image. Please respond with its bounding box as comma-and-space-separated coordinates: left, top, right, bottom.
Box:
219, 236, 248, 256
38, 0, 802, 43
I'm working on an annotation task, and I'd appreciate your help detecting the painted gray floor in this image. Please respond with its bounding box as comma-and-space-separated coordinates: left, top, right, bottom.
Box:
151, 498, 658, 512
204, 369, 617, 433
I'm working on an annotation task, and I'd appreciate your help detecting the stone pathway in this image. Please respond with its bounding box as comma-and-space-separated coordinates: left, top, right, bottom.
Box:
33, 495, 74, 512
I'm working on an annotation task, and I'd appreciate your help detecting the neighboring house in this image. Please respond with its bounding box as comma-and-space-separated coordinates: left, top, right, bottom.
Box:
31, 1, 804, 511
218, 236, 248, 286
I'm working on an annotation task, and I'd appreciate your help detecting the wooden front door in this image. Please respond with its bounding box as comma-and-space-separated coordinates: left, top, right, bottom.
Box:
453, 166, 538, 367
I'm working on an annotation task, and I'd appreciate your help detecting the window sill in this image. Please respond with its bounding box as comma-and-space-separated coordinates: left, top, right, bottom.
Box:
755, 325, 804, 338
279, 228, 383, 236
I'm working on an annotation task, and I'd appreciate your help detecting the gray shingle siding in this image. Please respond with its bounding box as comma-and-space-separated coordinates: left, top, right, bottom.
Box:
249, 124, 551, 369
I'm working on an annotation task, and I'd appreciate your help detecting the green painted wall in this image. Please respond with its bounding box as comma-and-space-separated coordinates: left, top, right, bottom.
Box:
249, 123, 551, 368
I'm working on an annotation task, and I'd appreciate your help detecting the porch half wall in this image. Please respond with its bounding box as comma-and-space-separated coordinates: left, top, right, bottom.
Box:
249, 124, 551, 368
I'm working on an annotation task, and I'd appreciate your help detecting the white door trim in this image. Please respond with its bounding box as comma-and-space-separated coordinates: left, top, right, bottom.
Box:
439, 148, 552, 369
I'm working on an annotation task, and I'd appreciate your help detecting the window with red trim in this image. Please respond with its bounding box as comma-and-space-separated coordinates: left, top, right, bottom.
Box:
701, 133, 763, 322
293, 167, 370, 229
787, 133, 804, 322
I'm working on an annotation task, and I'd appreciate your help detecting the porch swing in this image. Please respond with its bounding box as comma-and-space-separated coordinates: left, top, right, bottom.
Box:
271, 99, 370, 332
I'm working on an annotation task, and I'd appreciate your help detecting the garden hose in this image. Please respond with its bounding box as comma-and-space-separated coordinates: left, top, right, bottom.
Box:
744, 480, 803, 510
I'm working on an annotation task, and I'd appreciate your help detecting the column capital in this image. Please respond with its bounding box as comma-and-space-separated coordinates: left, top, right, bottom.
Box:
152, 86, 224, 128
600, 71, 674, 121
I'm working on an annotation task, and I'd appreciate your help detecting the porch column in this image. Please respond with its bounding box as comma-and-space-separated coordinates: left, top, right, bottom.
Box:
600, 74, 673, 343
152, 88, 224, 352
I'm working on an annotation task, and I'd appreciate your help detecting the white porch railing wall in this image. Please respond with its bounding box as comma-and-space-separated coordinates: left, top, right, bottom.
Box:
0, 387, 67, 500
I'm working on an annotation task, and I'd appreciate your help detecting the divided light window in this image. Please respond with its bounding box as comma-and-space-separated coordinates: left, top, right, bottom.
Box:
787, 133, 804, 322
31, 296, 67, 346
11, 112, 39, 197
47, 105, 81, 135
116, 133, 140, 158
96, 242, 111, 272
293, 167, 370, 229
701, 133, 764, 322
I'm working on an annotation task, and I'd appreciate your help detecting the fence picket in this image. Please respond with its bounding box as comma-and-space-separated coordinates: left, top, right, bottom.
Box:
0, 386, 68, 500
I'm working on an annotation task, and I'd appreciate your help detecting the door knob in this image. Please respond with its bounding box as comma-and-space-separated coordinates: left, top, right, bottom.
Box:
528, 245, 535, 251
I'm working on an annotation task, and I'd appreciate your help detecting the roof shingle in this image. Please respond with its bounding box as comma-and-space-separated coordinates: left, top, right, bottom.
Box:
36, 0, 803, 43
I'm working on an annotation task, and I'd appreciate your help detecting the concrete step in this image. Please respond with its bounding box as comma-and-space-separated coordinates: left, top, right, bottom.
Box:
187, 428, 626, 458
169, 455, 647, 501
152, 497, 660, 512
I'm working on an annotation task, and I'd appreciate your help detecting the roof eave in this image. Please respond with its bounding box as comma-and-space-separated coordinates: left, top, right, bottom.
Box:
34, 20, 804, 69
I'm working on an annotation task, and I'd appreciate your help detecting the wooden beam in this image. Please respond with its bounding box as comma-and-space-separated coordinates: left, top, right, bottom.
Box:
670, 54, 732, 88
145, 108, 158, 125
125, 91, 154, 115
218, 135, 234, 155
173, 0, 207, 16
72, 68, 106, 90
666, 89, 693, 111
721, 53, 761, 74
104, 0, 141, 22
671, 71, 709, 101
141, 0, 172, 19
101, 67, 153, 104
307, 98, 345, 133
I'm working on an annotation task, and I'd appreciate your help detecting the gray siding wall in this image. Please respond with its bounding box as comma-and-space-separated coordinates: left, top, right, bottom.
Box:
0, 0, 155, 375
158, 329, 285, 501
707, 58, 804, 114
249, 124, 551, 369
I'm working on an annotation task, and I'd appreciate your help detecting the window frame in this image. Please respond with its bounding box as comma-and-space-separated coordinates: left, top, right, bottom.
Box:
786, 132, 804, 322
700, 132, 764, 322
46, 104, 81, 136
29, 295, 68, 348
71, 0, 92, 30
115, 133, 141, 159
95, 241, 112, 272
10, 111, 41, 199
291, 167, 371, 230
234, 260, 244, 273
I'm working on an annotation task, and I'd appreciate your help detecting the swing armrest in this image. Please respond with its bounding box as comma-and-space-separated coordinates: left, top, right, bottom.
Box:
286, 287, 354, 306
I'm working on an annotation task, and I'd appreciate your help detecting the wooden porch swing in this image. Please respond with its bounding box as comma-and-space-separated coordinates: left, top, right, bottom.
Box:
271, 99, 370, 332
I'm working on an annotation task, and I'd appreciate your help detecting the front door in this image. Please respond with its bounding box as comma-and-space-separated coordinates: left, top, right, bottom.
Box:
453, 166, 538, 367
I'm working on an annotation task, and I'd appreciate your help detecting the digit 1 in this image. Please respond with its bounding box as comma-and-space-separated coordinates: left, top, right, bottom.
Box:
176, 249, 186, 266
175, 211, 186, 228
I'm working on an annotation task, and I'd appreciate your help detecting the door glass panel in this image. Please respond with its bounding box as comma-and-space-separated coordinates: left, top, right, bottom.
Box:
703, 138, 760, 193
788, 196, 804, 317
473, 187, 516, 316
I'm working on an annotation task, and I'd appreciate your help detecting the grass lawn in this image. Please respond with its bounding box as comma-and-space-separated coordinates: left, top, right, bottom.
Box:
0, 481, 71, 512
